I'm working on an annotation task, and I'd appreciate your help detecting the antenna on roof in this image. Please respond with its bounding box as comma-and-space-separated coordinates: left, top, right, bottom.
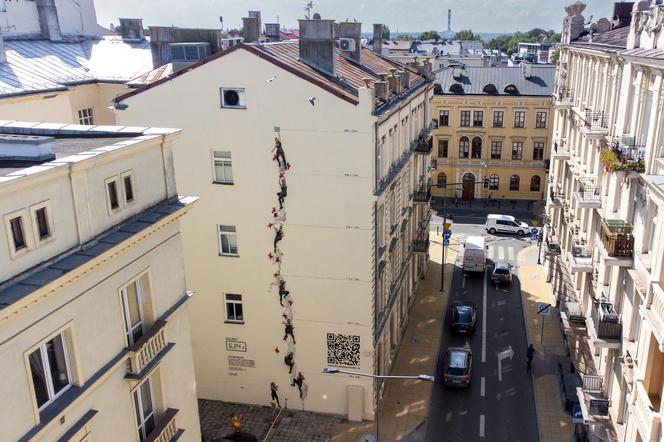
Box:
305, 1, 314, 19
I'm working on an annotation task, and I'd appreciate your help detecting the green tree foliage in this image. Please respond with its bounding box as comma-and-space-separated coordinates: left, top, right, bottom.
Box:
396, 33, 415, 41
549, 48, 560, 64
485, 34, 511, 53
453, 29, 482, 41
382, 25, 390, 40
418, 30, 441, 41
485, 28, 560, 55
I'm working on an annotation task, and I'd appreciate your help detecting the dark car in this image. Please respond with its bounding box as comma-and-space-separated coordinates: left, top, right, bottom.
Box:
491, 262, 513, 285
449, 301, 477, 333
443, 347, 473, 387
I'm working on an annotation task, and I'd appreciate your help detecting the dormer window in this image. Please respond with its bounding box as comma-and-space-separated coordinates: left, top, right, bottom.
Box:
449, 84, 464, 94
504, 84, 519, 94
483, 83, 498, 94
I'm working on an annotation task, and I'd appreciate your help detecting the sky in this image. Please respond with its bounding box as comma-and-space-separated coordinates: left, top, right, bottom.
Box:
95, 0, 616, 34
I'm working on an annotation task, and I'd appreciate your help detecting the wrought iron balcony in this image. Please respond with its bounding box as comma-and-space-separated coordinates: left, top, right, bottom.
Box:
587, 300, 622, 343
145, 408, 180, 442
576, 374, 612, 426
548, 186, 566, 209
601, 136, 646, 173
413, 237, 429, 253
554, 87, 574, 109
552, 139, 570, 160
573, 179, 602, 209
413, 187, 431, 204
414, 135, 433, 154
632, 381, 662, 442
599, 218, 634, 258
127, 320, 169, 376
581, 109, 609, 139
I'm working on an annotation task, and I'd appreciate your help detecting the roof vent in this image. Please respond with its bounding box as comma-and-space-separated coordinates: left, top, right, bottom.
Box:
522, 62, 533, 78
0, 135, 55, 163
118, 18, 145, 42
265, 23, 280, 42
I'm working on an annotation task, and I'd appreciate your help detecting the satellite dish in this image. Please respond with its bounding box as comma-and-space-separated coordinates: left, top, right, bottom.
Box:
313, 12, 321, 19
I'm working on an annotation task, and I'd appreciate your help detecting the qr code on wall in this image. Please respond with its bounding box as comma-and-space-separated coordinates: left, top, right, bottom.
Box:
327, 333, 361, 367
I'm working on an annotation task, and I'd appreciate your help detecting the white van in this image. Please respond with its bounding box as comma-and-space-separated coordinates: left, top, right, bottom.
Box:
463, 236, 486, 274
485, 214, 531, 235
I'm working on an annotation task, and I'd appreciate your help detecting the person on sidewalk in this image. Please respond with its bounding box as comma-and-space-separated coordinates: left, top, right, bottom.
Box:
526, 344, 536, 373
270, 382, 281, 407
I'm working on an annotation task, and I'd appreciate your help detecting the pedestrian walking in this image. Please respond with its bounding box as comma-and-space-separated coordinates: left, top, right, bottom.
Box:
526, 344, 536, 373
230, 413, 241, 432
284, 351, 295, 373
292, 372, 305, 398
270, 382, 281, 407
283, 319, 295, 343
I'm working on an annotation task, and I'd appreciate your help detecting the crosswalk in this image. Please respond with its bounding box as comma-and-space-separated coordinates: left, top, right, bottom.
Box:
454, 233, 519, 263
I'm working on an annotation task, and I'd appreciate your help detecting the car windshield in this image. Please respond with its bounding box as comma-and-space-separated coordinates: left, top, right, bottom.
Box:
494, 268, 509, 275
516, 219, 528, 226
454, 306, 473, 323
448, 351, 467, 375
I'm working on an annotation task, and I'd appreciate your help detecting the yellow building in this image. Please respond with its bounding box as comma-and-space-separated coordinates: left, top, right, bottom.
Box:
430, 64, 554, 201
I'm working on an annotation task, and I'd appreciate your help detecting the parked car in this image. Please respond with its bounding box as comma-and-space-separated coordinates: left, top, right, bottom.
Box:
443, 347, 473, 387
485, 214, 531, 235
449, 301, 477, 333
491, 262, 513, 285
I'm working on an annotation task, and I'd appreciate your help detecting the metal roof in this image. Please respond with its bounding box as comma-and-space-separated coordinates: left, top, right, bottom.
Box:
571, 26, 629, 50
435, 65, 555, 96
0, 36, 153, 97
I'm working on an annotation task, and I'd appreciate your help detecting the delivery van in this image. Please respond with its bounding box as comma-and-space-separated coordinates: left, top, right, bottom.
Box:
462, 235, 486, 274
485, 214, 531, 235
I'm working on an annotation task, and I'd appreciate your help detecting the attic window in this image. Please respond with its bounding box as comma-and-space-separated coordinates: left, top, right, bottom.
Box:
483, 84, 498, 94
449, 84, 464, 94
433, 84, 443, 95
504, 84, 519, 94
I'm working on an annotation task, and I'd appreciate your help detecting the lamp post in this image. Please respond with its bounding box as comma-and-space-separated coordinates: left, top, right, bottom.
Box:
322, 367, 435, 442
439, 185, 464, 292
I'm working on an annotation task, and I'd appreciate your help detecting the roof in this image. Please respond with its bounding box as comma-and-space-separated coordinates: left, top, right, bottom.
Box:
0, 36, 153, 97
571, 26, 629, 50
620, 47, 664, 61
436, 65, 555, 96
118, 41, 428, 109
129, 63, 175, 86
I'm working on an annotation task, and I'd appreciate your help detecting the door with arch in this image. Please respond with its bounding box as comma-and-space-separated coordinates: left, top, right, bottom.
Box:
462, 173, 475, 200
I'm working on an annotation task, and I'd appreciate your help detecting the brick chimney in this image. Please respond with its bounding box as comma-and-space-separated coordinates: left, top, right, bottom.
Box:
372, 24, 383, 54
298, 18, 336, 76
242, 17, 260, 43
338, 21, 362, 62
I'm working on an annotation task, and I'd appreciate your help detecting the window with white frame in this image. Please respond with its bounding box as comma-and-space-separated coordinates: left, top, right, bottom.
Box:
28, 332, 71, 410
218, 225, 238, 256
106, 178, 121, 212
225, 294, 244, 322
77, 108, 94, 125
122, 172, 135, 204
30, 201, 54, 244
213, 151, 233, 184
133, 379, 156, 440
9, 215, 27, 250
121, 279, 145, 345
4, 209, 30, 257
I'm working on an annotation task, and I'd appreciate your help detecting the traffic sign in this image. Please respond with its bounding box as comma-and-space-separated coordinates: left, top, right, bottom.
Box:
443, 222, 452, 230
443, 238, 450, 246
530, 228, 539, 240
536, 302, 551, 316
443, 230, 452, 239
572, 404, 584, 424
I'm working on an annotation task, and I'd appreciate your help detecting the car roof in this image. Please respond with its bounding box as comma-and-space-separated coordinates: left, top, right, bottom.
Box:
494, 262, 510, 270
487, 214, 515, 221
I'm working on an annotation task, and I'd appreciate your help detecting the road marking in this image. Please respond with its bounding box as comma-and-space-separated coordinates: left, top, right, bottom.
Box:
507, 246, 515, 261
479, 414, 485, 437
482, 271, 487, 363
462, 275, 466, 288
487, 246, 494, 260
480, 377, 486, 397
498, 247, 505, 260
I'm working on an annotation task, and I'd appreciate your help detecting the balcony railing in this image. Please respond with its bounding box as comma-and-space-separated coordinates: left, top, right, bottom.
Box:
573, 179, 602, 208
632, 381, 662, 442
600, 219, 634, 258
413, 238, 429, 253
413, 187, 431, 203
128, 320, 168, 375
552, 139, 570, 159
602, 136, 646, 173
569, 245, 593, 272
554, 87, 574, 106
590, 300, 622, 340
581, 109, 609, 139
414, 135, 433, 154
145, 408, 179, 442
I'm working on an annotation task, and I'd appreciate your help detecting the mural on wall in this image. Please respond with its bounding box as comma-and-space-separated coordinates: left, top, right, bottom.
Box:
269, 133, 308, 402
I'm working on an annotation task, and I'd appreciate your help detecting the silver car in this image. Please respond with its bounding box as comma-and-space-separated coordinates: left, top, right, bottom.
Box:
443, 347, 472, 387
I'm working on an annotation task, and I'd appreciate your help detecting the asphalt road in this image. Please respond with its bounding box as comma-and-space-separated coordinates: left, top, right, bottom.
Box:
424, 222, 539, 442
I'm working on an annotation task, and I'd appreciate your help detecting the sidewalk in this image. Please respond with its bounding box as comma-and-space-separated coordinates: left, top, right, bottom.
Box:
517, 245, 573, 442
332, 231, 457, 442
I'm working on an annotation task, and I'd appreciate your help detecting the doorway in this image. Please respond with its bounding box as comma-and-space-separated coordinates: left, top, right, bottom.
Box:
462, 173, 475, 200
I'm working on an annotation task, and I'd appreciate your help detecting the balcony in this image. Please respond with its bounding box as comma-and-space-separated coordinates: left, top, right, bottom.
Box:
545, 230, 561, 255
576, 374, 613, 426
413, 187, 431, 204
418, 210, 432, 234
552, 139, 570, 160
632, 381, 662, 442
587, 300, 622, 347
580, 109, 609, 139
145, 408, 181, 442
644, 282, 664, 351
573, 180, 602, 209
554, 88, 574, 110
413, 238, 429, 253
414, 135, 433, 155
127, 320, 170, 377
598, 218, 634, 263
601, 136, 646, 174
568, 245, 593, 273
548, 187, 566, 209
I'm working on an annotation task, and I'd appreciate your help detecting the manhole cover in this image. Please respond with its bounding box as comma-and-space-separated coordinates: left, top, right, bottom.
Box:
411, 335, 421, 343
358, 433, 376, 442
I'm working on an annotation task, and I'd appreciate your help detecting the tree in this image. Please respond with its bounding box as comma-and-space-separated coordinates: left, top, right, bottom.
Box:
486, 34, 512, 53
382, 24, 390, 40
453, 29, 482, 41
549, 48, 560, 64
547, 32, 561, 43
396, 33, 414, 41
418, 30, 441, 41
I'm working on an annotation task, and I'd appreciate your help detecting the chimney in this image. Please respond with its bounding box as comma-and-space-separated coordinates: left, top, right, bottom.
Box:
373, 24, 383, 54
0, 34, 7, 63
118, 18, 145, 41
448, 9, 452, 32
242, 17, 260, 43
399, 70, 410, 89
265, 23, 280, 42
522, 62, 533, 78
374, 81, 388, 100
338, 21, 362, 62
36, 0, 62, 41
248, 11, 262, 36
298, 18, 336, 76
387, 67, 400, 94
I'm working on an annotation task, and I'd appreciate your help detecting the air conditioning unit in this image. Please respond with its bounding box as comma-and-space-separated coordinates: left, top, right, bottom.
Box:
221, 88, 246, 109
339, 38, 356, 52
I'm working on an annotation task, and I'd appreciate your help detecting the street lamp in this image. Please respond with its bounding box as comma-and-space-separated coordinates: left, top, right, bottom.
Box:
322, 367, 435, 442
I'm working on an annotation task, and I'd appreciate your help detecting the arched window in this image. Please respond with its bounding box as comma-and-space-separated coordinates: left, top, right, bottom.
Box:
510, 175, 520, 191
483, 83, 498, 94
504, 84, 519, 94
471, 137, 482, 159
489, 174, 499, 190
433, 83, 443, 95
437, 172, 447, 188
449, 84, 464, 94
530, 175, 541, 192
459, 137, 469, 158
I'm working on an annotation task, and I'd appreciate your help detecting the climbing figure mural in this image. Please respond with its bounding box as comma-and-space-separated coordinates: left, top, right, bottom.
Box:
268, 134, 308, 401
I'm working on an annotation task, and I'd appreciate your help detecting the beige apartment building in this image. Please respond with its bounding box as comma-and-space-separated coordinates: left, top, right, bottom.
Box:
0, 122, 200, 441
547, 1, 664, 441
114, 18, 434, 420
431, 64, 554, 201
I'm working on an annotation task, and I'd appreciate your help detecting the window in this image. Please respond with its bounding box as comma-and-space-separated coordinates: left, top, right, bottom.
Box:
510, 175, 520, 191
489, 174, 499, 190
493, 111, 504, 128
437, 172, 447, 188
473, 111, 483, 127
512, 142, 523, 160
471, 137, 482, 159
439, 110, 449, 127
460, 111, 471, 127
77, 108, 94, 125
514, 111, 525, 128
213, 151, 234, 184
533, 142, 545, 161
122, 172, 134, 204
459, 137, 469, 158
535, 112, 547, 129
35, 207, 50, 240
10, 216, 26, 250
437, 140, 448, 158
121, 280, 145, 346
220, 88, 246, 109
491, 141, 502, 159
218, 225, 239, 256
225, 294, 244, 323
28, 332, 71, 410
530, 175, 541, 192
106, 179, 120, 212
134, 379, 156, 440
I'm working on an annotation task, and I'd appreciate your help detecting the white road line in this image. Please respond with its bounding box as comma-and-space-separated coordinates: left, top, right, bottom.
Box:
498, 247, 505, 260
489, 246, 495, 260
462, 275, 466, 289
482, 271, 487, 363
479, 414, 485, 438
507, 246, 515, 261
480, 377, 486, 397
